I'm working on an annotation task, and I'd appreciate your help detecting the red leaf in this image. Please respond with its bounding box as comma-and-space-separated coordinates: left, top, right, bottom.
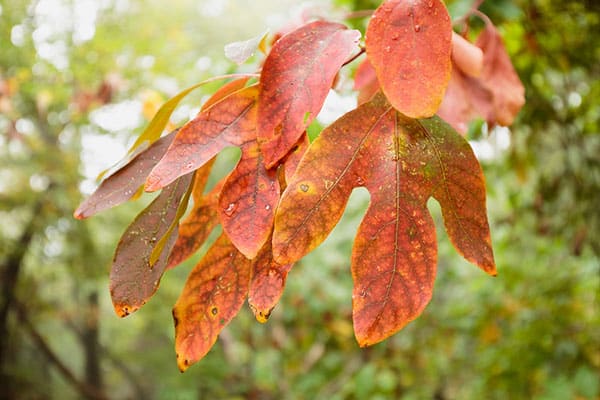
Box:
354, 58, 380, 106
273, 92, 495, 346
173, 234, 251, 371
110, 174, 193, 317
366, 0, 452, 118
248, 232, 292, 323
258, 21, 361, 168
218, 138, 280, 259
74, 130, 177, 219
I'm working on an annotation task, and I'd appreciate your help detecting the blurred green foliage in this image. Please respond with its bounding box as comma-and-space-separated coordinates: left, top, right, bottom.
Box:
1, 0, 598, 399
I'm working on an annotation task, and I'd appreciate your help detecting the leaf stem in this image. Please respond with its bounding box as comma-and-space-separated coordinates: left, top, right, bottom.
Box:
344, 10, 374, 20
342, 47, 366, 67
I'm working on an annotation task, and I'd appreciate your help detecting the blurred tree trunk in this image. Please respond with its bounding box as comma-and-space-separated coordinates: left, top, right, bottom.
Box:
83, 291, 104, 394
0, 202, 41, 379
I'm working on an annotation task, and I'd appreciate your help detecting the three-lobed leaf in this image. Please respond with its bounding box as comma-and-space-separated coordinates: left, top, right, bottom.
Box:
273, 92, 495, 346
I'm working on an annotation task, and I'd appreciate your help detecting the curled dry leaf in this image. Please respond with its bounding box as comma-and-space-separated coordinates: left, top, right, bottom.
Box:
258, 20, 361, 168
438, 20, 525, 132
273, 92, 495, 346
366, 0, 452, 118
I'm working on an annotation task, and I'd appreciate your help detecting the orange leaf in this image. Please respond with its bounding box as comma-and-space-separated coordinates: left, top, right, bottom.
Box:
166, 160, 219, 270
258, 21, 361, 168
173, 234, 251, 371
366, 0, 452, 118
146, 86, 259, 191
74, 130, 177, 219
147, 86, 278, 259
110, 174, 193, 317
248, 232, 292, 323
273, 92, 495, 346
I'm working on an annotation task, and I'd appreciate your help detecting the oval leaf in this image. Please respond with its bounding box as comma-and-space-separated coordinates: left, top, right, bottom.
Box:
74, 130, 177, 219
366, 0, 452, 118
146, 86, 259, 191
173, 234, 251, 371
110, 174, 193, 317
258, 21, 361, 168
248, 233, 292, 323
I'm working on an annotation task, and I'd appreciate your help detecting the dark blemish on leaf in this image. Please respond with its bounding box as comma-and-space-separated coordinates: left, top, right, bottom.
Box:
300, 184, 309, 192
211, 307, 218, 315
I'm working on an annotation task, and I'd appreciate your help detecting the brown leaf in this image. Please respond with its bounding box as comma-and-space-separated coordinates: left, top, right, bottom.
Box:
258, 21, 361, 168
74, 130, 177, 219
365, 0, 452, 118
173, 234, 251, 371
475, 22, 525, 126
437, 63, 493, 134
110, 173, 193, 317
273, 92, 495, 346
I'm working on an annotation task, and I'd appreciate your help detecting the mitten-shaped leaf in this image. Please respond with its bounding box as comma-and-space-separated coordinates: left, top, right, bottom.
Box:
366, 0, 452, 118
173, 234, 251, 372
74, 130, 177, 219
258, 21, 361, 168
147, 86, 278, 258
273, 92, 495, 346
110, 173, 193, 317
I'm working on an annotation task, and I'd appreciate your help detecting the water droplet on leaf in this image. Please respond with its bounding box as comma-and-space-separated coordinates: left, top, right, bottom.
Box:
223, 202, 237, 216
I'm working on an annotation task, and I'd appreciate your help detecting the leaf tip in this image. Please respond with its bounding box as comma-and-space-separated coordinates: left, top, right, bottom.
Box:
113, 303, 136, 318
249, 302, 272, 323
176, 353, 191, 373
144, 174, 162, 192
73, 208, 86, 220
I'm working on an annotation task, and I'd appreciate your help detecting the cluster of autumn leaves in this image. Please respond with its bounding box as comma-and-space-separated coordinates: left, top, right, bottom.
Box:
75, 0, 524, 371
